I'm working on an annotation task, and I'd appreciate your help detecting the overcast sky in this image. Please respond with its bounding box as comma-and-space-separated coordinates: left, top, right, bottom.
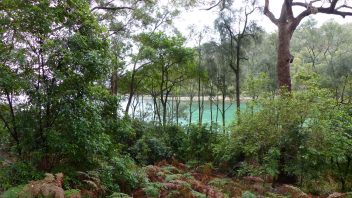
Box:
173, 0, 352, 46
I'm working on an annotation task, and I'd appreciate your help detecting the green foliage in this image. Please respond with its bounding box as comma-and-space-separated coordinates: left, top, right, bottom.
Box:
265, 192, 289, 198
302, 179, 338, 195
0, 162, 43, 191
107, 192, 132, 198
245, 73, 271, 100
242, 191, 256, 198
98, 156, 146, 194
191, 190, 207, 198
64, 189, 81, 197
131, 134, 172, 165
132, 32, 196, 126
208, 178, 237, 196
0, 185, 24, 198
162, 125, 188, 160
208, 178, 232, 188
0, 0, 113, 164
213, 87, 352, 191
186, 125, 219, 163
1, 0, 352, 196
142, 182, 164, 197
129, 123, 220, 165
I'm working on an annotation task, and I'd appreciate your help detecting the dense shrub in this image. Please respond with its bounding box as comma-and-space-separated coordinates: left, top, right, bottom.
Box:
131, 132, 172, 165
214, 88, 352, 191
98, 156, 147, 194
186, 125, 219, 163
128, 123, 221, 165
0, 162, 43, 191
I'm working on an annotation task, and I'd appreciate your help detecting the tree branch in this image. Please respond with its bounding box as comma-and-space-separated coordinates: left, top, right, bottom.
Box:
292, 0, 320, 8
292, 0, 352, 30
336, 5, 352, 10
264, 0, 279, 25
318, 7, 352, 18
200, 0, 224, 11
91, 6, 134, 11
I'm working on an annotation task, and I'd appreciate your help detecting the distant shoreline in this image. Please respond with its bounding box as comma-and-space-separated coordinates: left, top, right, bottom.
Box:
122, 95, 252, 102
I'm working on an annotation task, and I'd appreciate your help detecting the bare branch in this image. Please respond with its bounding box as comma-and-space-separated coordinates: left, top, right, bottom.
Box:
329, 0, 339, 11
264, 0, 279, 25
336, 5, 352, 11
200, 0, 224, 11
292, 2, 308, 8
292, 9, 311, 30
91, 6, 134, 11
318, 7, 352, 18
292, 1, 323, 8
292, 0, 352, 30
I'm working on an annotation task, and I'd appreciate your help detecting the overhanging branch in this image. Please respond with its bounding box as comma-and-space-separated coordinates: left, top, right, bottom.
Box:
292, 0, 352, 30
264, 0, 279, 25
91, 6, 134, 11
200, 0, 224, 11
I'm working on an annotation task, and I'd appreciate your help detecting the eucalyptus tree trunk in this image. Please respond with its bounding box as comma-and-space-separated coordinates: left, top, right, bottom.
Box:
276, 22, 294, 91
264, 0, 352, 91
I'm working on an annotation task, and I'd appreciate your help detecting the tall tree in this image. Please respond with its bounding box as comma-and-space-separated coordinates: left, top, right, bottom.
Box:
137, 32, 196, 126
216, 0, 259, 119
0, 0, 112, 168
264, 0, 352, 91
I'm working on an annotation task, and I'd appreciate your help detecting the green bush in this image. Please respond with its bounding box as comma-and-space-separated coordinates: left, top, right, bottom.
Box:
98, 156, 146, 194
242, 191, 256, 198
212, 88, 352, 191
131, 135, 171, 165
129, 123, 221, 165
64, 189, 81, 197
163, 125, 188, 160
107, 192, 132, 198
0, 162, 43, 191
0, 185, 24, 198
186, 125, 219, 163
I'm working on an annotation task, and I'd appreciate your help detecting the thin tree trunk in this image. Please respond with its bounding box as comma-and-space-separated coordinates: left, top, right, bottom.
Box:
132, 95, 139, 119
210, 84, 213, 131
111, 70, 118, 95
200, 85, 204, 125
235, 41, 241, 123
176, 94, 180, 125
189, 95, 194, 127
125, 64, 138, 115
222, 75, 226, 132
141, 95, 144, 120
216, 94, 219, 124
198, 50, 202, 127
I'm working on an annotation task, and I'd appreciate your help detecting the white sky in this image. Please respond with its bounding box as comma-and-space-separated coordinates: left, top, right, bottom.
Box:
173, 0, 352, 46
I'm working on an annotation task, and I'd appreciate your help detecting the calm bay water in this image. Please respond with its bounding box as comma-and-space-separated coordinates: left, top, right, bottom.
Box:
121, 97, 247, 126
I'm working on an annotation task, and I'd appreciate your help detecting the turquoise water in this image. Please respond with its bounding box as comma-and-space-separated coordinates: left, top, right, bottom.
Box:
122, 97, 247, 126
180, 101, 247, 126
